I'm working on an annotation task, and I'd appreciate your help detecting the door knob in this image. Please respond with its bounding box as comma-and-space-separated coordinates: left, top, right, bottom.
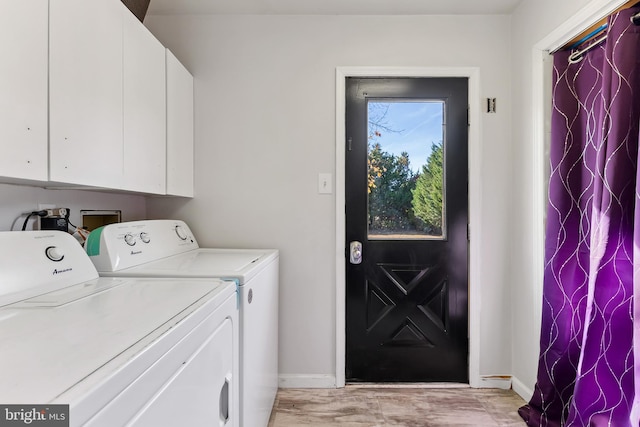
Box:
350, 241, 362, 264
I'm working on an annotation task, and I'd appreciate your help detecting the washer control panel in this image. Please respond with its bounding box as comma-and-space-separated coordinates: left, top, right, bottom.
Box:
85, 220, 200, 272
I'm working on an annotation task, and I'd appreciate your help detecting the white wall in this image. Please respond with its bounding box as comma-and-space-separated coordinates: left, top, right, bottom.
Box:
0, 183, 147, 232
145, 13, 514, 385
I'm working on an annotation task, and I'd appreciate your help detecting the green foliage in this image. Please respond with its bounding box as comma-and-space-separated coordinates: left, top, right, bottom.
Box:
368, 143, 418, 232
411, 142, 443, 235
367, 103, 443, 236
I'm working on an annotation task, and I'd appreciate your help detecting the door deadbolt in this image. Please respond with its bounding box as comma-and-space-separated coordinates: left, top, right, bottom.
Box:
350, 241, 362, 264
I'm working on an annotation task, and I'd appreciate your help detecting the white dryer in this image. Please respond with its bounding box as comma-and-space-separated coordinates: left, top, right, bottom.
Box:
0, 231, 238, 427
85, 220, 279, 427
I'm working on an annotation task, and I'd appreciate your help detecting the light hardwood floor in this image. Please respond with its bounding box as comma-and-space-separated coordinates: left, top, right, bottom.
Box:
268, 385, 526, 426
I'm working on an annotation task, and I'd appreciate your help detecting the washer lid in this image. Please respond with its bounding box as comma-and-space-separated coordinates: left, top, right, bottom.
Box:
98, 248, 279, 283
0, 276, 234, 406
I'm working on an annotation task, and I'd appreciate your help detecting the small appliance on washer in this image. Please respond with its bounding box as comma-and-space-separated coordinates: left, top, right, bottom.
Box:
85, 220, 279, 427
0, 230, 238, 427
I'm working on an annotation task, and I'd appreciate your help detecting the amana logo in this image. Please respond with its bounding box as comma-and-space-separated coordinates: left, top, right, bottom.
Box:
131, 250, 142, 255
52, 268, 72, 275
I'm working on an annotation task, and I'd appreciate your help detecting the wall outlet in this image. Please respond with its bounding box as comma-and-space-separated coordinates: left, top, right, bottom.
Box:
37, 204, 67, 218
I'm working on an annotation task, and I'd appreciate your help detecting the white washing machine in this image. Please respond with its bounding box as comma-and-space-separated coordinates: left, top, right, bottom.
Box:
85, 220, 279, 427
0, 230, 239, 427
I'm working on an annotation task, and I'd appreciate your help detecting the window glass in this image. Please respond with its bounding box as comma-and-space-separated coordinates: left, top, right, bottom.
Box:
367, 100, 445, 240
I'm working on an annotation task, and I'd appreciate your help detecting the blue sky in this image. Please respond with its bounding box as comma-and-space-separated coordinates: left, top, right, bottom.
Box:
368, 101, 443, 173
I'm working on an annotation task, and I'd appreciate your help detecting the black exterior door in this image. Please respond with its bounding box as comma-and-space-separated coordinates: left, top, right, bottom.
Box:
345, 77, 469, 382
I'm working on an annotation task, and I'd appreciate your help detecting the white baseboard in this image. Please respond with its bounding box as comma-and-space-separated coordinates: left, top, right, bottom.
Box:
511, 376, 533, 402
474, 376, 512, 390
278, 374, 517, 391
277, 373, 529, 394
278, 374, 337, 389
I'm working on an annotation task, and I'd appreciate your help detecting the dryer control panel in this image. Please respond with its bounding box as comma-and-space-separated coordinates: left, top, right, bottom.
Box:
0, 231, 99, 306
85, 220, 200, 272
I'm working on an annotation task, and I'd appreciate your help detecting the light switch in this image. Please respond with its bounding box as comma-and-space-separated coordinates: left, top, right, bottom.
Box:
318, 173, 332, 194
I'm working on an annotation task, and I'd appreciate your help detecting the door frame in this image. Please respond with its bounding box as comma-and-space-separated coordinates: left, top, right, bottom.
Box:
335, 67, 483, 388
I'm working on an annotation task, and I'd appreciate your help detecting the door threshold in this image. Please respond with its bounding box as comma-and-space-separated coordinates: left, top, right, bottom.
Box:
346, 382, 470, 389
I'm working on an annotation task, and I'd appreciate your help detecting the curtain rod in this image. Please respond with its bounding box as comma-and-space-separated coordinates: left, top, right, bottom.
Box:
566, 23, 607, 51
568, 33, 608, 63
564, 3, 640, 63
556, 0, 640, 53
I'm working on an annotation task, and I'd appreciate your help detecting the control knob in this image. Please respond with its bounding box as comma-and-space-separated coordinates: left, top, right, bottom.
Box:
124, 233, 136, 246
175, 225, 188, 240
45, 246, 64, 262
140, 232, 150, 243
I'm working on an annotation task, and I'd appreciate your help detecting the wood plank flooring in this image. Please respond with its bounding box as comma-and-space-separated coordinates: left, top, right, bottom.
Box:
268, 385, 526, 426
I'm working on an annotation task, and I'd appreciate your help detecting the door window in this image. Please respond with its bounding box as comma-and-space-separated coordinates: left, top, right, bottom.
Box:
367, 101, 445, 240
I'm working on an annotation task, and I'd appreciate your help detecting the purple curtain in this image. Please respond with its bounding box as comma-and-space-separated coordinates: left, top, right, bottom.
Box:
519, 8, 640, 427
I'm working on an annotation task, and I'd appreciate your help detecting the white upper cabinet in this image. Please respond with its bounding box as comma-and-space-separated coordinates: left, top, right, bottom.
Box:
166, 50, 195, 197
0, 0, 48, 182
49, 0, 124, 188
1, 0, 193, 196
123, 9, 167, 195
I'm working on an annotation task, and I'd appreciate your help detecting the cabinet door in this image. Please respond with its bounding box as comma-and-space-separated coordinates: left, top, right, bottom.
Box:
49, 0, 124, 188
123, 9, 167, 194
166, 50, 194, 197
0, 0, 48, 181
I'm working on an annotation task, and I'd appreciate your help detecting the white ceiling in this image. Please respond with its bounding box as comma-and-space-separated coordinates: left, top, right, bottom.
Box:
146, 0, 525, 16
